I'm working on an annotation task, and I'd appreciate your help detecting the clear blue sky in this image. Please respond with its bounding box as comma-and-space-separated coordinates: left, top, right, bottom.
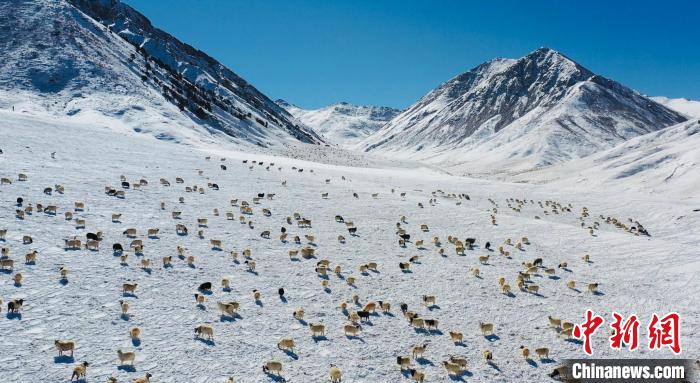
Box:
123, 0, 699, 109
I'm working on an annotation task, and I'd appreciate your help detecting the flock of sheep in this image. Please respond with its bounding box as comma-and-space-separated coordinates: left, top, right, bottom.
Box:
0, 151, 658, 383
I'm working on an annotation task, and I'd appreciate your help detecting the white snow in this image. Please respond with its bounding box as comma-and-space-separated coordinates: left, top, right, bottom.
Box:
278, 101, 401, 147
650, 96, 700, 119
1, 110, 698, 383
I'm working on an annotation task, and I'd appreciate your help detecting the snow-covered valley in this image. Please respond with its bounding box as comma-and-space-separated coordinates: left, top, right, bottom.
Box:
1, 110, 698, 382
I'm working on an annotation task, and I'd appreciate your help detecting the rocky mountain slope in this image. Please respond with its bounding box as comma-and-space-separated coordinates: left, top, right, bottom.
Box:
0, 0, 322, 146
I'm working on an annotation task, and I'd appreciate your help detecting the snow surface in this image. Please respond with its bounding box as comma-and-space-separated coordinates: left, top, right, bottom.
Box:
277, 101, 401, 147
1, 110, 698, 383
651, 96, 700, 119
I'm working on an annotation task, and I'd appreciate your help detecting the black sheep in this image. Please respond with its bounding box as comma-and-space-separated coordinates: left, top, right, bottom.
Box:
198, 282, 212, 292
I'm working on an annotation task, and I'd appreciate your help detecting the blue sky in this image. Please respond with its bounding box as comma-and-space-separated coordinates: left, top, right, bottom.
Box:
123, 0, 699, 109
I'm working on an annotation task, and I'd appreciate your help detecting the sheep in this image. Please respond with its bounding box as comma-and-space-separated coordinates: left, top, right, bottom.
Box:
253, 289, 262, 302
25, 250, 37, 264
377, 300, 391, 313
70, 361, 89, 381
535, 347, 550, 359
566, 280, 576, 289
407, 368, 425, 383
187, 255, 196, 266
162, 256, 172, 268
449, 331, 464, 344
448, 356, 468, 370
140, 258, 151, 269
344, 323, 362, 337
277, 337, 295, 352
0, 229, 6, 240
471, 267, 480, 278
293, 308, 305, 320
425, 319, 439, 330
411, 343, 428, 358
479, 322, 494, 336
483, 349, 493, 361
337, 235, 346, 243
520, 346, 530, 359
122, 283, 138, 295
22, 235, 33, 244
502, 284, 511, 295
198, 282, 213, 292
346, 276, 356, 286
367, 262, 378, 271
123, 228, 137, 237
399, 262, 411, 272
194, 324, 214, 340
363, 302, 377, 312
210, 239, 223, 249
309, 323, 326, 337
262, 361, 283, 376
422, 295, 436, 306
560, 326, 574, 339
543, 317, 562, 331
527, 285, 540, 294
245, 260, 256, 272
443, 361, 462, 376
194, 293, 205, 305
348, 311, 360, 323
329, 364, 342, 382
217, 301, 240, 316
147, 228, 159, 237
7, 298, 24, 313
117, 349, 136, 365
60, 267, 69, 280
221, 278, 230, 290
130, 327, 141, 339
587, 283, 599, 293
479, 255, 489, 264
396, 356, 412, 369
0, 258, 14, 270
133, 373, 153, 383
55, 340, 75, 356
119, 300, 129, 316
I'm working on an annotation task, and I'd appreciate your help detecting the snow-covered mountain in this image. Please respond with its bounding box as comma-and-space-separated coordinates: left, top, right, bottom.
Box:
0, 0, 322, 146
650, 96, 700, 119
513, 119, 700, 198
360, 48, 687, 171
277, 100, 401, 146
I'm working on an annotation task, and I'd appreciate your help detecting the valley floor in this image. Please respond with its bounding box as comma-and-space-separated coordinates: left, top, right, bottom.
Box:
0, 111, 698, 382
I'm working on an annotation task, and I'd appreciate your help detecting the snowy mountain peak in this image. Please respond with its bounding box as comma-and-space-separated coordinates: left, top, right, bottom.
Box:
360, 48, 686, 171
0, 0, 322, 146
277, 100, 401, 147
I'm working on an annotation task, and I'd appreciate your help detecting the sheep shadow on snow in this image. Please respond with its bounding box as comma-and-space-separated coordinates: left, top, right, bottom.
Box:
311, 335, 328, 343
6, 312, 22, 320
345, 335, 366, 343
53, 355, 74, 364
131, 338, 141, 347
195, 338, 215, 346
282, 349, 299, 360
117, 365, 136, 372
484, 334, 500, 342
415, 357, 434, 366
487, 361, 502, 372
263, 372, 287, 382
220, 313, 242, 322
540, 357, 557, 364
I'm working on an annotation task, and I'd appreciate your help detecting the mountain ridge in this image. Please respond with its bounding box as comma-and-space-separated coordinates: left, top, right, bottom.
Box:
359, 47, 686, 171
